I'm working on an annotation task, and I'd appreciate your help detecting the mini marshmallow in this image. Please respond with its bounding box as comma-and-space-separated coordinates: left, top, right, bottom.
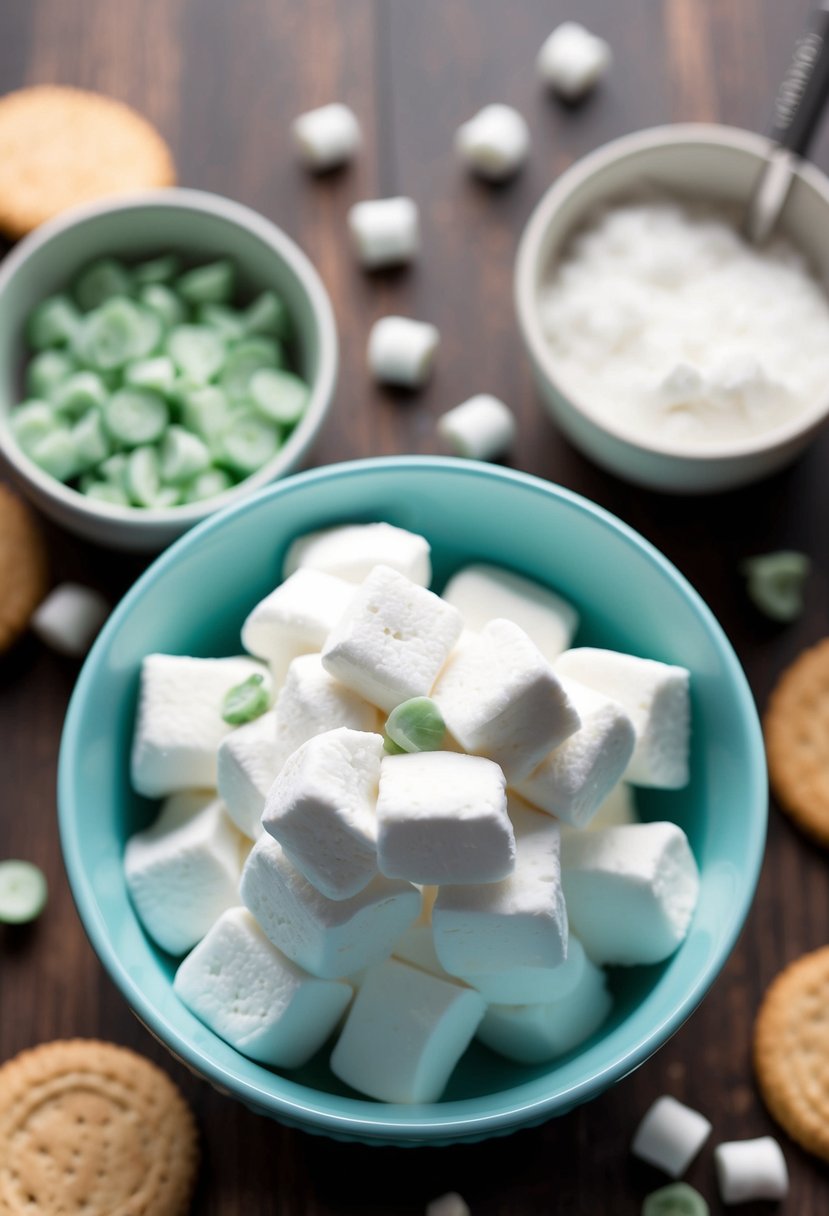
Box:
715, 1137, 789, 1204
240, 834, 419, 978
432, 619, 580, 782
131, 654, 270, 797
536, 22, 612, 101
125, 791, 243, 955
272, 653, 379, 774
426, 1195, 470, 1216
283, 522, 432, 586
477, 952, 612, 1064
377, 752, 514, 885
433, 798, 567, 976
437, 393, 517, 461
554, 648, 690, 788
348, 196, 420, 268
463, 936, 586, 1006
291, 102, 361, 171
174, 907, 352, 1067
263, 727, 384, 899
561, 823, 699, 965
241, 568, 354, 683
322, 565, 462, 712
515, 680, 635, 827
216, 709, 279, 839
631, 1096, 712, 1178
441, 563, 578, 662
368, 316, 440, 388
30, 582, 109, 656
330, 957, 485, 1102
455, 104, 530, 181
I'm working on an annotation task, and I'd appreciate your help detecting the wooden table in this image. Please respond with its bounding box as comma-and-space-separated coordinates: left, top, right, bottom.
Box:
2, 1, 829, 1211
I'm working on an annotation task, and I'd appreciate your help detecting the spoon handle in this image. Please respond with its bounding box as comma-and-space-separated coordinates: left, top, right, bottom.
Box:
769, 1, 829, 156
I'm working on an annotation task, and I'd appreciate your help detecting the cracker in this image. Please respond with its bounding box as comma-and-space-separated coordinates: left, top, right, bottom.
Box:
0, 1039, 198, 1215
764, 638, 829, 846
754, 947, 829, 1162
0, 485, 49, 654
0, 86, 175, 238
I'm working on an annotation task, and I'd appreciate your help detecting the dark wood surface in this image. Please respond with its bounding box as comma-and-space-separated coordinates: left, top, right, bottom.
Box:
2, 1, 829, 1211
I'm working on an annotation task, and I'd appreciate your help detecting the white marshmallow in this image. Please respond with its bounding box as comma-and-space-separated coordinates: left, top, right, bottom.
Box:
216, 710, 278, 839
174, 908, 352, 1067
330, 957, 485, 1102
241, 569, 354, 683
433, 799, 567, 976
426, 1195, 470, 1216
348, 197, 420, 268
272, 653, 379, 774
477, 952, 612, 1063
393, 923, 449, 978
377, 752, 514, 885
368, 316, 440, 388
283, 522, 431, 587
130, 654, 270, 798
554, 648, 690, 788
31, 582, 109, 656
432, 619, 580, 782
536, 22, 612, 101
322, 565, 463, 713
240, 834, 419, 978
715, 1137, 789, 1204
582, 781, 638, 831
631, 1096, 712, 1178
441, 563, 578, 662
561, 823, 699, 965
455, 105, 530, 181
125, 791, 243, 955
515, 680, 635, 826
292, 102, 361, 171
463, 936, 586, 1006
437, 393, 517, 460
263, 727, 384, 899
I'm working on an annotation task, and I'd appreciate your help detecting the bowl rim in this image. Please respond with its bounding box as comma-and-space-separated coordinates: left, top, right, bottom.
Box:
0, 186, 338, 527
58, 455, 767, 1142
515, 122, 829, 463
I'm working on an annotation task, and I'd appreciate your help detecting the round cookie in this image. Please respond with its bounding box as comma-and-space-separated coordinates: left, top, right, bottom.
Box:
764, 638, 829, 845
0, 484, 49, 653
754, 946, 829, 1162
0, 1039, 198, 1215
0, 86, 175, 238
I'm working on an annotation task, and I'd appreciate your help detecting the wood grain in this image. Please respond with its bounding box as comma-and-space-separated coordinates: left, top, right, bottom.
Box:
2, 0, 829, 1211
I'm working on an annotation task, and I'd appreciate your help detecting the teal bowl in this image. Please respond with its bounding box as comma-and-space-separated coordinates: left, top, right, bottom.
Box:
58, 457, 766, 1146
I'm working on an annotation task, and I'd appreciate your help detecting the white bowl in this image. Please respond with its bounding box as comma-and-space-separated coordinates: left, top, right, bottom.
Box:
515, 124, 829, 493
0, 188, 338, 549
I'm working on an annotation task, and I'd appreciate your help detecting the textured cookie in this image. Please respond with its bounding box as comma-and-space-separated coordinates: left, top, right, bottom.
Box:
0, 86, 175, 238
0, 1039, 198, 1215
754, 947, 829, 1162
0, 485, 49, 653
764, 638, 829, 845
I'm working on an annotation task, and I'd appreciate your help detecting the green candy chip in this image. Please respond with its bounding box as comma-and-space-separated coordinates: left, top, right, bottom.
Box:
104, 388, 169, 448
167, 325, 226, 383
385, 697, 446, 754
74, 258, 133, 311
249, 367, 308, 425
26, 350, 75, 400
741, 550, 811, 623
27, 295, 81, 350
177, 260, 235, 305
221, 673, 270, 724
133, 254, 182, 286
642, 1183, 709, 1216
220, 337, 284, 402
0, 860, 48, 924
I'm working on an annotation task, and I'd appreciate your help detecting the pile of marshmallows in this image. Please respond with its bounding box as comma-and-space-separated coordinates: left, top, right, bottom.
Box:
125, 521, 699, 1104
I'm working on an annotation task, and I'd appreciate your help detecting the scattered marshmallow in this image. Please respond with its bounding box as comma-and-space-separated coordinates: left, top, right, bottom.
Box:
272, 653, 380, 774
125, 792, 243, 955
241, 568, 354, 683
174, 908, 352, 1066
216, 709, 278, 839
437, 393, 517, 461
536, 22, 612, 101
455, 104, 530, 181
130, 654, 270, 797
348, 196, 420, 268
432, 619, 580, 782
463, 935, 586, 1006
426, 1195, 470, 1216
554, 648, 690, 788
377, 752, 514, 885
292, 102, 361, 171
561, 822, 699, 965
283, 522, 432, 586
715, 1137, 789, 1204
322, 565, 462, 712
30, 582, 109, 656
368, 316, 440, 388
263, 728, 384, 899
631, 1096, 712, 1178
330, 956, 485, 1102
